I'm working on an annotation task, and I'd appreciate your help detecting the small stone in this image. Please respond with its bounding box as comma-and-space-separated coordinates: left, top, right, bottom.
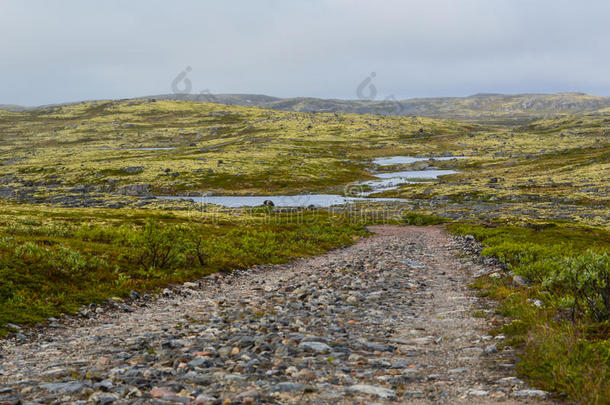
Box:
41, 382, 85, 394
347, 295, 359, 304
512, 275, 529, 286
270, 382, 305, 393
468, 389, 489, 396
189, 357, 213, 368
346, 384, 397, 399
93, 379, 113, 391
95, 356, 111, 370
299, 341, 331, 353
98, 393, 119, 405
235, 389, 258, 401
496, 376, 523, 385
150, 386, 174, 399
483, 344, 498, 354
195, 393, 217, 404
512, 389, 547, 398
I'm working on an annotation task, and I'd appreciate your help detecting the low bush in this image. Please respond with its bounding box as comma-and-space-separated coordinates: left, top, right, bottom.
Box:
448, 222, 610, 403
0, 209, 366, 335
545, 251, 610, 322
403, 212, 447, 225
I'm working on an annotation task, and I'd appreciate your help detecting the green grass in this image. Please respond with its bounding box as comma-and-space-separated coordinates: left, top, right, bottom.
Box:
403, 212, 448, 225
448, 222, 610, 404
0, 204, 367, 336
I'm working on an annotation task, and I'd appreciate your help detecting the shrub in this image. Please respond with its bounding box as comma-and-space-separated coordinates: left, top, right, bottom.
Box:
545, 251, 610, 322
125, 220, 187, 272
403, 212, 447, 225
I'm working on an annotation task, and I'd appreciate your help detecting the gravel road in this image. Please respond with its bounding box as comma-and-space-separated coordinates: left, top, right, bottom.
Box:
0, 226, 554, 404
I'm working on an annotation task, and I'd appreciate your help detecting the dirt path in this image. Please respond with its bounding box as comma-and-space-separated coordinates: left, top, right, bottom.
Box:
0, 226, 554, 404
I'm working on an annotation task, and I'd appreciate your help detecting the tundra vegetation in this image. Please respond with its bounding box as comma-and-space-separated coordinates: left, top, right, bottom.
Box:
0, 98, 608, 402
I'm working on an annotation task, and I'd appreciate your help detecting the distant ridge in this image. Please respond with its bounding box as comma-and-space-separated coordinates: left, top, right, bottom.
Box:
4, 92, 610, 120
145, 92, 610, 120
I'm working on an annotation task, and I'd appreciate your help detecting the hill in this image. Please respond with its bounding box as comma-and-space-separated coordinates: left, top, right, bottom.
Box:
5, 92, 610, 122
149, 92, 610, 122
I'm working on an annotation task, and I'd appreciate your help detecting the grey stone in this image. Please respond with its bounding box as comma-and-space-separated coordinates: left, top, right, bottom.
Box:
512, 275, 529, 286
298, 341, 332, 353
512, 389, 548, 398
346, 384, 397, 399
41, 381, 85, 394
270, 382, 305, 392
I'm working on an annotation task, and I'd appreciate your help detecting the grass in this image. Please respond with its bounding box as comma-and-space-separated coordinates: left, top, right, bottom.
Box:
403, 212, 448, 225
0, 203, 367, 336
448, 222, 610, 404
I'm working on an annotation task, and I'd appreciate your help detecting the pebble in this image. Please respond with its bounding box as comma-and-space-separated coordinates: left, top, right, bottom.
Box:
298, 341, 332, 353
346, 384, 397, 399
513, 389, 548, 398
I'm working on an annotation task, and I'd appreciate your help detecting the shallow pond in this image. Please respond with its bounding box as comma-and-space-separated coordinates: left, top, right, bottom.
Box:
373, 156, 467, 166
156, 156, 464, 207
157, 194, 404, 208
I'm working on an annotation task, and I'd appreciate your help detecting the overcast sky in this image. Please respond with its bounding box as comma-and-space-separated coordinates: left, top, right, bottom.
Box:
2, 0, 610, 106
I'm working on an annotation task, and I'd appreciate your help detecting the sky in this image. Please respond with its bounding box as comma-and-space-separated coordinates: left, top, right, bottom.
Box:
2, 0, 610, 106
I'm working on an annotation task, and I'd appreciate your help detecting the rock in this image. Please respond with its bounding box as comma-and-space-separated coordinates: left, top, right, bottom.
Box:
234, 389, 259, 401
468, 389, 489, 396
183, 282, 199, 289
120, 166, 144, 174
150, 386, 174, 399
512, 389, 548, 398
392, 336, 434, 345
512, 275, 530, 286
116, 184, 152, 196
298, 341, 332, 353
358, 339, 394, 352
483, 344, 498, 354
346, 384, 397, 399
189, 357, 213, 368
496, 376, 523, 385
195, 393, 217, 404
91, 393, 119, 405
270, 382, 306, 393
262, 200, 274, 207
93, 379, 113, 391
41, 382, 85, 394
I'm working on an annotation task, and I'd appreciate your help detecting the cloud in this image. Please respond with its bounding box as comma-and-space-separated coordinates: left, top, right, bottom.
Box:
1, 0, 610, 105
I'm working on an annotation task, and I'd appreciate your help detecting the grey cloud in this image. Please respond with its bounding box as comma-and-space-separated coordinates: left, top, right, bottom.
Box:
1, 0, 610, 106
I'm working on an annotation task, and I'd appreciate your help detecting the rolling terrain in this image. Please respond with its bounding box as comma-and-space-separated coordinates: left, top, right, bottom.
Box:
0, 97, 608, 403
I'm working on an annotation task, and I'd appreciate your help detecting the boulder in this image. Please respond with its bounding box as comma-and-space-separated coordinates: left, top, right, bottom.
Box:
116, 184, 152, 196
